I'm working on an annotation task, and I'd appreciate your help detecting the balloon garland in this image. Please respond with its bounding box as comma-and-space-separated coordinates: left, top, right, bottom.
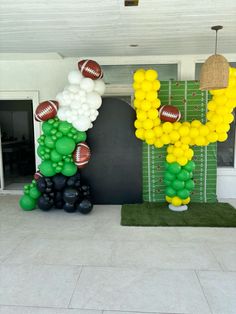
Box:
133, 67, 236, 210
19, 60, 105, 213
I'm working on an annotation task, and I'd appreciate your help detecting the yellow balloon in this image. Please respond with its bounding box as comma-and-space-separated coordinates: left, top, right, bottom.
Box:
148, 109, 158, 120
132, 82, 141, 90
207, 100, 217, 111
141, 100, 152, 111
141, 80, 153, 92
137, 110, 147, 121
151, 98, 161, 109
135, 89, 146, 100
154, 139, 164, 148
146, 138, 155, 145
177, 156, 188, 166
173, 147, 183, 157
181, 144, 189, 151
215, 123, 230, 133
199, 125, 209, 136
167, 145, 174, 153
216, 106, 229, 116
173, 121, 182, 130
214, 95, 228, 105
153, 117, 161, 126
134, 120, 142, 129
145, 69, 158, 81
223, 113, 234, 124
182, 197, 190, 205
165, 196, 172, 203
225, 88, 236, 99
166, 154, 176, 163
135, 129, 145, 140
207, 132, 218, 143
133, 69, 145, 83
152, 80, 161, 91
189, 128, 199, 138
218, 132, 228, 142
154, 126, 163, 137
210, 89, 225, 96
206, 122, 216, 131
195, 136, 206, 146
191, 120, 202, 128
145, 129, 155, 139
146, 91, 157, 101
181, 136, 191, 144
175, 141, 182, 148
169, 130, 180, 142
179, 126, 189, 137
143, 119, 154, 130
186, 148, 194, 160
161, 134, 171, 145
162, 122, 173, 133
172, 196, 182, 207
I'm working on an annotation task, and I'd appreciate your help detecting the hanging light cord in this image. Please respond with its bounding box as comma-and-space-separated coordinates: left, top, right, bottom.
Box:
211, 25, 223, 55
215, 30, 218, 54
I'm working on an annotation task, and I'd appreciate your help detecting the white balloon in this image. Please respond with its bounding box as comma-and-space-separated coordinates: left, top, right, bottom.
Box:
89, 123, 93, 129
68, 71, 83, 85
90, 114, 97, 122
81, 103, 89, 111
72, 116, 91, 132
70, 100, 81, 109
67, 84, 81, 94
89, 108, 97, 115
80, 77, 95, 93
57, 108, 67, 120
86, 92, 102, 109
94, 79, 106, 95
78, 90, 86, 97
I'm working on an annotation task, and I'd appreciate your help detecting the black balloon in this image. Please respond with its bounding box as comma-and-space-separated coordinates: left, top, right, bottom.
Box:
63, 202, 76, 213
38, 196, 53, 211
63, 188, 79, 204
36, 177, 47, 193
52, 174, 67, 191
55, 201, 64, 209
77, 199, 93, 214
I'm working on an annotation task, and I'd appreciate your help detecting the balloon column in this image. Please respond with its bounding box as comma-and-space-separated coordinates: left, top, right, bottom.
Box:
19, 59, 106, 213
133, 68, 236, 211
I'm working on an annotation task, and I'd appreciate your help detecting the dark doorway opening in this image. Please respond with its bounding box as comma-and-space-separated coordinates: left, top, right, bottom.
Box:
0, 100, 35, 190
81, 97, 142, 204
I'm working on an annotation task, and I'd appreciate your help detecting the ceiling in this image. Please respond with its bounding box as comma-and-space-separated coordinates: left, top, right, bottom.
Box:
0, 0, 236, 57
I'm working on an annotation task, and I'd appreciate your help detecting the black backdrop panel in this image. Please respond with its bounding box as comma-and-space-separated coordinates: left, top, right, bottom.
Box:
81, 97, 142, 204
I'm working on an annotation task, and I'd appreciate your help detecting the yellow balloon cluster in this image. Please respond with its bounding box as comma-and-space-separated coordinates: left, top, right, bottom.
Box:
133, 67, 236, 207
133, 68, 236, 167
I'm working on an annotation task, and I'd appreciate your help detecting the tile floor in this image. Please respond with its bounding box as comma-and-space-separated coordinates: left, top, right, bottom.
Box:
0, 196, 236, 314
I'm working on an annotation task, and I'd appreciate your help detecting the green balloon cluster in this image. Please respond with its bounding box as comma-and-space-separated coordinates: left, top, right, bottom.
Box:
164, 161, 195, 200
37, 118, 86, 177
19, 180, 41, 211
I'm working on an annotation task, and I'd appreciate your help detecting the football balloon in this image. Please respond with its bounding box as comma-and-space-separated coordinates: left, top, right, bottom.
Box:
159, 105, 181, 123
35, 100, 59, 122
78, 59, 103, 80
73, 142, 91, 168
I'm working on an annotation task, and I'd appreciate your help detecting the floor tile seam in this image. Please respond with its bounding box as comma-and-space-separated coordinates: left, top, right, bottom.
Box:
0, 261, 222, 272
205, 242, 227, 272
67, 265, 84, 308
194, 270, 213, 314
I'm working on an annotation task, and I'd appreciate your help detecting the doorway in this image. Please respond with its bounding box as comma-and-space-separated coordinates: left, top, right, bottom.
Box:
81, 97, 142, 204
0, 100, 36, 190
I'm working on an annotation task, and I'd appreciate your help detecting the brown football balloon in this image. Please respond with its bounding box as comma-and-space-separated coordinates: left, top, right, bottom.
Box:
73, 142, 91, 168
35, 100, 58, 122
78, 59, 103, 80
159, 105, 181, 123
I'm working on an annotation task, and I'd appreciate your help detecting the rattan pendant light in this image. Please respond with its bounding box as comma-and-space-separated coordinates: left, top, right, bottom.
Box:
200, 25, 229, 90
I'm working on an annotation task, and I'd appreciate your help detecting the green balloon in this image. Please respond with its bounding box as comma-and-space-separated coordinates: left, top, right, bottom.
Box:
75, 131, 87, 143
50, 128, 57, 135
55, 136, 76, 155
56, 131, 63, 138
165, 187, 176, 197
184, 160, 196, 172
58, 121, 72, 134
177, 189, 190, 199
185, 179, 195, 191
164, 162, 170, 170
164, 172, 176, 182
164, 179, 171, 186
29, 187, 41, 199
177, 169, 190, 181
168, 162, 181, 175
172, 179, 185, 190
50, 149, 63, 162
39, 160, 56, 177
37, 145, 45, 158
19, 195, 36, 211
61, 162, 77, 176
42, 121, 53, 135
44, 136, 55, 149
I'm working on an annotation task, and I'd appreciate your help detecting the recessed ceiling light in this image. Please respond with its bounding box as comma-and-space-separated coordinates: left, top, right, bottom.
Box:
125, 0, 139, 7
130, 44, 139, 47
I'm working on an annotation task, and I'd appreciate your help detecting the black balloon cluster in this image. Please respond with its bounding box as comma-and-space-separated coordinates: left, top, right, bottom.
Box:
36, 170, 93, 214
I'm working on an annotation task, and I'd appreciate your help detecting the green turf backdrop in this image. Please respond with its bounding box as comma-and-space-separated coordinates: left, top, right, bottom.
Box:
142, 80, 217, 203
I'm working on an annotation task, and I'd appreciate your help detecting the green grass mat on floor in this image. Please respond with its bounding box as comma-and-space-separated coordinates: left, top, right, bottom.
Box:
121, 202, 236, 227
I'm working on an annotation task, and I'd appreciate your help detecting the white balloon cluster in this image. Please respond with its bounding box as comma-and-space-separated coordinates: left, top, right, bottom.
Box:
56, 70, 106, 131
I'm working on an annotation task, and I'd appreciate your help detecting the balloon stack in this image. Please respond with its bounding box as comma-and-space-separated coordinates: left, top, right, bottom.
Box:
19, 60, 105, 213
133, 68, 236, 211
